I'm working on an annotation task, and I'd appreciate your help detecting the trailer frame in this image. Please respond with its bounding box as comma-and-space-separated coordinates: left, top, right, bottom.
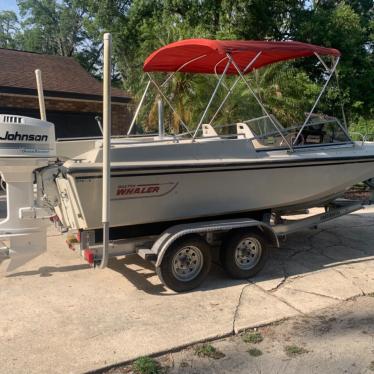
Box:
68, 199, 365, 292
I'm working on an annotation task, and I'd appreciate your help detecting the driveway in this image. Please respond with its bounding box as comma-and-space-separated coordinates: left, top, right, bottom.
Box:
0, 206, 373, 374
158, 295, 374, 374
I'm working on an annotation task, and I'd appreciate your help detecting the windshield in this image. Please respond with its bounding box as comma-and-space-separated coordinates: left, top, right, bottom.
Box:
201, 114, 351, 150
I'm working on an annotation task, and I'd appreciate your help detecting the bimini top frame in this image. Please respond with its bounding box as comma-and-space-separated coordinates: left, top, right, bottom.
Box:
128, 39, 344, 151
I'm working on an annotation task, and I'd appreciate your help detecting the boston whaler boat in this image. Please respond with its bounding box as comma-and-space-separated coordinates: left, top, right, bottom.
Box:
0, 36, 373, 291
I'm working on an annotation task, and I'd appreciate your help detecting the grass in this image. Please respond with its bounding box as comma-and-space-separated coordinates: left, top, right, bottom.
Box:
248, 347, 263, 357
284, 345, 309, 357
242, 331, 263, 344
194, 344, 225, 359
132, 356, 162, 374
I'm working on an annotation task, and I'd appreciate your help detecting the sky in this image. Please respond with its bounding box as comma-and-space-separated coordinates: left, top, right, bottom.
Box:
0, 0, 19, 13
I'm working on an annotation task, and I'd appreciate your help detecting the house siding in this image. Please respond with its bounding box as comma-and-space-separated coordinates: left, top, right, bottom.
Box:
0, 94, 133, 136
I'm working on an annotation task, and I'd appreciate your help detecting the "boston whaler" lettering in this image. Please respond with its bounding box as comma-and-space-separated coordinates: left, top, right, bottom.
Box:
114, 182, 178, 200
0, 131, 48, 142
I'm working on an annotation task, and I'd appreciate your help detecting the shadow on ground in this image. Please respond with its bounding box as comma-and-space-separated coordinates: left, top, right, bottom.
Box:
104, 210, 374, 295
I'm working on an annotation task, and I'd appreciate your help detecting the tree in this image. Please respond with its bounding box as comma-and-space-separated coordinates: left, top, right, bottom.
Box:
84, 0, 323, 130
17, 0, 87, 56
13, 0, 103, 75
0, 11, 21, 49
1, 0, 372, 131
295, 1, 373, 122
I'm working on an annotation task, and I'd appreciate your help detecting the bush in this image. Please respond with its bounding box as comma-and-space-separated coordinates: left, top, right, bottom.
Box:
349, 117, 374, 140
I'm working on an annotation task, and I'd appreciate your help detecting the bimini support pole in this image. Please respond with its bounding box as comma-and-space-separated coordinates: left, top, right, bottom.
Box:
127, 79, 151, 135
293, 56, 340, 145
147, 73, 192, 136
100, 32, 112, 269
35, 69, 46, 121
229, 54, 293, 151
208, 51, 262, 125
192, 58, 232, 140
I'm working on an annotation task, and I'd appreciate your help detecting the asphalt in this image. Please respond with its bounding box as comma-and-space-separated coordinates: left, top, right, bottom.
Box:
0, 205, 373, 374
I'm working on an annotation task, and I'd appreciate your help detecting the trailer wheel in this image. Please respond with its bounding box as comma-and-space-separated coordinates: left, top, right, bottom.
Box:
221, 230, 268, 279
156, 235, 212, 292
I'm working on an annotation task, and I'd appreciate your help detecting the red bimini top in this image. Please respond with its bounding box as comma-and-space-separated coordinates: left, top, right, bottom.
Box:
143, 39, 341, 75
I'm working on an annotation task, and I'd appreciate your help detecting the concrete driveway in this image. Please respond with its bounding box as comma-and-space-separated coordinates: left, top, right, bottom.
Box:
0, 207, 373, 374
163, 296, 374, 374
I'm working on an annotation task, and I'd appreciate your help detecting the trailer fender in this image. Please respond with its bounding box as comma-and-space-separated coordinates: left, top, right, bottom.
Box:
153, 219, 279, 268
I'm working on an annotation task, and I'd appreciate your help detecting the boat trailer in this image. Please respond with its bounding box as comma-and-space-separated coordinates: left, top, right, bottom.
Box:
0, 34, 371, 291
60, 198, 364, 292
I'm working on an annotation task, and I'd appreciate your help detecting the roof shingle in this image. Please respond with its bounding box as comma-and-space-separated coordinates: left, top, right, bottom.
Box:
0, 48, 130, 102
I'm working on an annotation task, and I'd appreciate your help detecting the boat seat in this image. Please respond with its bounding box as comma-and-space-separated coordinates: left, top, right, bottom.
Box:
236, 123, 265, 148
236, 123, 253, 138
202, 123, 218, 137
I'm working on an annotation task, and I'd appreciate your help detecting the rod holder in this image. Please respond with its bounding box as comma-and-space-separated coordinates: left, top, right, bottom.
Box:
35, 69, 46, 121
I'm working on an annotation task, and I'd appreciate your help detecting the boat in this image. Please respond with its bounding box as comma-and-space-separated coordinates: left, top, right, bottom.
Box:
48, 39, 374, 232
1, 37, 374, 290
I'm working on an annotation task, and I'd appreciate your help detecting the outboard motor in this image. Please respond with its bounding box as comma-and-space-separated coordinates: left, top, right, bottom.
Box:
0, 114, 56, 271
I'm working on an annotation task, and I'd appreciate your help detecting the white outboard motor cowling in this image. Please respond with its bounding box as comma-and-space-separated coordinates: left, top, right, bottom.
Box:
0, 115, 56, 271
0, 114, 56, 157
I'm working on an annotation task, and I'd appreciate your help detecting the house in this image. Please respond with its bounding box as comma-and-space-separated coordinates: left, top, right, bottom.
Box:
0, 48, 132, 138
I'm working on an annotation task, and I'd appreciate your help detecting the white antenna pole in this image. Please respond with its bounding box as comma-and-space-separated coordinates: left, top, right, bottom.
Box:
35, 69, 46, 121
100, 33, 112, 269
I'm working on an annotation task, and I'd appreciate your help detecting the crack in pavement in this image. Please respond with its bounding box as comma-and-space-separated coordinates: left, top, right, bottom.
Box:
282, 286, 343, 301
312, 242, 373, 267
266, 265, 322, 293
232, 211, 373, 335
263, 228, 371, 298
286, 248, 310, 258
232, 279, 304, 334
266, 247, 335, 294
232, 281, 251, 334
332, 267, 365, 296
266, 273, 287, 292
250, 281, 305, 315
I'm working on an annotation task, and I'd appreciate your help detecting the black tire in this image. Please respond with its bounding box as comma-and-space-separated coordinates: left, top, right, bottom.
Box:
221, 229, 268, 279
156, 235, 212, 292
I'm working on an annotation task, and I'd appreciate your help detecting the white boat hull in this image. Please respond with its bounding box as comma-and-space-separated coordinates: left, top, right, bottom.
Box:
54, 139, 374, 230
